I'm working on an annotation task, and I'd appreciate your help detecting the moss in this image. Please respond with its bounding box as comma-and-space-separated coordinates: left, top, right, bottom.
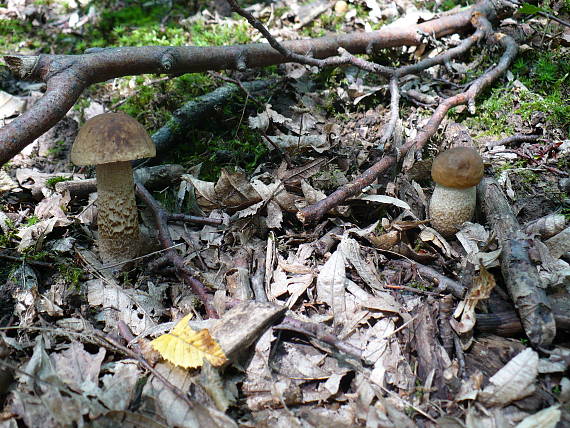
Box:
169, 125, 267, 181
58, 263, 84, 289
46, 175, 73, 189
0, 19, 36, 54
463, 89, 516, 136
464, 83, 569, 137
87, 4, 252, 48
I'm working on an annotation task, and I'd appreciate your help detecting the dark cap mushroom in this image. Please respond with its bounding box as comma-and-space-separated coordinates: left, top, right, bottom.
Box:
71, 112, 155, 265
429, 147, 484, 237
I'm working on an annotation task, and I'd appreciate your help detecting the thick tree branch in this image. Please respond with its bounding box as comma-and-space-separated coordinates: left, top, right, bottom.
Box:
0, 0, 512, 166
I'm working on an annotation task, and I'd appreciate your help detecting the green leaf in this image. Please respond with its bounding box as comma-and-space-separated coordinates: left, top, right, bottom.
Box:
518, 3, 544, 14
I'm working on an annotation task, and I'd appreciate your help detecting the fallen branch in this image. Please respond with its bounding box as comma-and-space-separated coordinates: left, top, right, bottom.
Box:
298, 19, 518, 224
390, 259, 466, 298
477, 177, 555, 346
0, 0, 513, 166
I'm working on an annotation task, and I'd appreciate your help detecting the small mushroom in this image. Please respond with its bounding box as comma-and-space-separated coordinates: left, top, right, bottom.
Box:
71, 112, 156, 264
429, 147, 484, 237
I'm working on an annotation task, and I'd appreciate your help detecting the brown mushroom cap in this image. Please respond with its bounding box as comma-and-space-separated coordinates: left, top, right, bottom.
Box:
71, 112, 155, 166
431, 147, 484, 189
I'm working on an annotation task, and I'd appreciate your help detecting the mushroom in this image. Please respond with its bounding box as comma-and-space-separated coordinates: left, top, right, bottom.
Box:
429, 147, 484, 237
71, 112, 155, 264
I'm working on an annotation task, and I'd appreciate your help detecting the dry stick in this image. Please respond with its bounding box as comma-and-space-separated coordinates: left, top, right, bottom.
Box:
379, 77, 401, 145
135, 182, 219, 319
486, 133, 541, 149
0, 0, 511, 166
298, 21, 518, 224
225, 0, 332, 68
477, 177, 555, 346
274, 316, 364, 362
390, 259, 466, 298
227, 0, 492, 81
167, 213, 223, 226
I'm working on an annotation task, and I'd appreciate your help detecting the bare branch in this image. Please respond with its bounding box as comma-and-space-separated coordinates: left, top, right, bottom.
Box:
379, 77, 401, 145
135, 182, 219, 319
297, 18, 518, 224
0, 0, 510, 166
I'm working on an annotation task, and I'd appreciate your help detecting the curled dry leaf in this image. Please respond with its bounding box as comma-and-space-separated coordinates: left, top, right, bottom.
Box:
0, 90, 27, 119
0, 169, 19, 194
87, 279, 164, 335
263, 134, 330, 153
545, 226, 570, 260
316, 248, 348, 328
248, 104, 291, 132
450, 265, 496, 335
524, 214, 566, 239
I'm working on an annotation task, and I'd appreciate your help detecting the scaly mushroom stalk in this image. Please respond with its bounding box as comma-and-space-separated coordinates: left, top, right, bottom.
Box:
430, 185, 477, 237
96, 162, 140, 262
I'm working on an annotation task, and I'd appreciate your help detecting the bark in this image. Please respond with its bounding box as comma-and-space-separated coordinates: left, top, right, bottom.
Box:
477, 177, 556, 346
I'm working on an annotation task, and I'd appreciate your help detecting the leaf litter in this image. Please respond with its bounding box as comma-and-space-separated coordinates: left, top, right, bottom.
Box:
0, 0, 569, 426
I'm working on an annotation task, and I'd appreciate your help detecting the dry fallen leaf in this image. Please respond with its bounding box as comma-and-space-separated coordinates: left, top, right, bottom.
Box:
151, 314, 228, 369
478, 348, 538, 407
450, 264, 496, 334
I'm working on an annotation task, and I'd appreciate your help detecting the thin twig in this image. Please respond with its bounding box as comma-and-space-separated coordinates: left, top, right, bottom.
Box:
486, 134, 541, 148
167, 213, 223, 226
0, 252, 54, 268
135, 182, 219, 319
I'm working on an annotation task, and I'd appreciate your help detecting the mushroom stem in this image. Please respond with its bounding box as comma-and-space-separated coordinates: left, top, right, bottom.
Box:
96, 161, 140, 263
429, 184, 476, 237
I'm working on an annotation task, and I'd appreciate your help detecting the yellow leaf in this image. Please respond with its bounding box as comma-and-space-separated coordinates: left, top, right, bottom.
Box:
151, 314, 227, 369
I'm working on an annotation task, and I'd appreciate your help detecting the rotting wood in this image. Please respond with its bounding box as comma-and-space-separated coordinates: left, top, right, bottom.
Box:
477, 177, 556, 346
413, 301, 451, 399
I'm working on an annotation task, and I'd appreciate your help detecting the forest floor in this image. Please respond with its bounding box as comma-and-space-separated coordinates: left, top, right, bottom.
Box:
0, 0, 569, 427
